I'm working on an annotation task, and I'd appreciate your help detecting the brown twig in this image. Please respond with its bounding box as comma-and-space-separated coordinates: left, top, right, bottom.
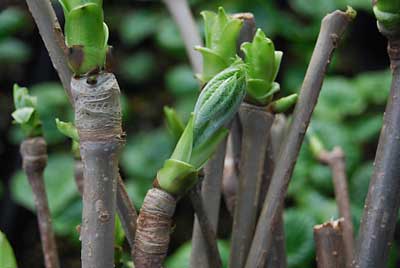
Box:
229, 104, 274, 268
162, 0, 203, 74
318, 147, 354, 268
189, 183, 222, 268
74, 161, 138, 250
20, 137, 60, 268
244, 9, 354, 268
133, 188, 176, 268
72, 74, 124, 268
354, 17, 400, 268
24, 0, 73, 104
190, 140, 227, 268
25, 0, 138, 258
263, 115, 288, 268
314, 219, 346, 268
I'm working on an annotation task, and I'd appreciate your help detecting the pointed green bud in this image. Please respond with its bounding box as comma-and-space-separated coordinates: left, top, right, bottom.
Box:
164, 106, 185, 142
196, 7, 243, 83
241, 29, 283, 105
193, 62, 246, 148
11, 84, 42, 137
59, 0, 109, 75
269, 93, 298, 113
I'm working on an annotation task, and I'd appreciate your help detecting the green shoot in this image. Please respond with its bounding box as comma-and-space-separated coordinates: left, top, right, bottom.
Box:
11, 84, 42, 137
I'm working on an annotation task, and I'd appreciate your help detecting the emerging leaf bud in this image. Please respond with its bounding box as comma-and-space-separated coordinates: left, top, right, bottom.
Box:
241, 29, 282, 105
59, 0, 109, 75
11, 84, 42, 137
196, 7, 243, 83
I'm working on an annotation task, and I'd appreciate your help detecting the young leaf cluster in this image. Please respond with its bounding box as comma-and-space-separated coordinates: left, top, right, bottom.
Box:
11, 84, 42, 137
59, 0, 109, 75
197, 7, 297, 107
195, 7, 243, 84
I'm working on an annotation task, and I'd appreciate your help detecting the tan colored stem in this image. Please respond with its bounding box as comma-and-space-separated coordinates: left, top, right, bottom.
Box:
134, 188, 176, 268
318, 147, 354, 268
314, 219, 346, 268
21, 137, 60, 268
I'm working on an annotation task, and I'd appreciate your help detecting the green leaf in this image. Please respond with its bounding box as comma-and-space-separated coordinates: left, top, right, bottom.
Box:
170, 114, 194, 163
62, 1, 108, 74
241, 29, 283, 104
12, 84, 42, 137
55, 118, 79, 142
11, 107, 34, 124
164, 106, 185, 142
0, 231, 17, 268
190, 127, 228, 169
197, 7, 243, 83
13, 84, 36, 109
157, 159, 197, 195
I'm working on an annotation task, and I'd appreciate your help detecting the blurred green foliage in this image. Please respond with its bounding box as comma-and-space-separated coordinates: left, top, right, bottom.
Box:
164, 240, 230, 268
0, 230, 17, 268
3, 0, 397, 267
0, 8, 30, 63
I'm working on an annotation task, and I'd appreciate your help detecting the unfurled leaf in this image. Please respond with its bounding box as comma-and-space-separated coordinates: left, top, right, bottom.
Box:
12, 84, 42, 137
11, 107, 34, 124
60, 0, 108, 74
196, 7, 243, 83
241, 29, 283, 104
